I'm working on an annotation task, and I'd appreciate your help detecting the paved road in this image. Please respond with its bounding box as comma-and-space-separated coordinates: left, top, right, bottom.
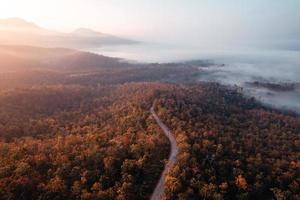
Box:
150, 106, 178, 200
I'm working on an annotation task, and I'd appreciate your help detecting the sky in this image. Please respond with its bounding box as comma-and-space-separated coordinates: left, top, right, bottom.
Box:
0, 0, 300, 47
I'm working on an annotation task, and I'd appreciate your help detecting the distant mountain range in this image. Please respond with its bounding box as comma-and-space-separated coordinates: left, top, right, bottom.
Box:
0, 18, 137, 48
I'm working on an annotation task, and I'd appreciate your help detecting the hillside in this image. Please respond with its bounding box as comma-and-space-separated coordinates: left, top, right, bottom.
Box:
0, 45, 123, 72
0, 18, 137, 48
0, 45, 199, 89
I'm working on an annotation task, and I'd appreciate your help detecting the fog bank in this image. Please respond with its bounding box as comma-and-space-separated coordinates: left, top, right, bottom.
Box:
197, 50, 300, 114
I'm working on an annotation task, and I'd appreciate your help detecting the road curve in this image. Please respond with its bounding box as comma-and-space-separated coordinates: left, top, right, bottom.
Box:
150, 106, 178, 200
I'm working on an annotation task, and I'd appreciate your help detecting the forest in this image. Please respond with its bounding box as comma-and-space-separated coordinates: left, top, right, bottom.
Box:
0, 46, 299, 200
154, 84, 300, 200
0, 83, 171, 200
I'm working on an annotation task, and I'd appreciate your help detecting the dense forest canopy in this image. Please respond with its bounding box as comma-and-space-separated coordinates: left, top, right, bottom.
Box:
0, 83, 171, 200
154, 84, 300, 199
0, 45, 299, 200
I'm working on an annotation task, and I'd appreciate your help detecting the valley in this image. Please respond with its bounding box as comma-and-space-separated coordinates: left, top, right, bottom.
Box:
0, 45, 299, 199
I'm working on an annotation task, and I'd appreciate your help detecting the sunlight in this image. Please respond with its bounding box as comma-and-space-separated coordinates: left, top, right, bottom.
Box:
0, 1, 299, 199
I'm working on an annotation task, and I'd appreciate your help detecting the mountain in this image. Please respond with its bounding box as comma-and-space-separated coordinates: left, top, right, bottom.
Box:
0, 18, 137, 48
67, 28, 136, 47
0, 45, 124, 72
71, 28, 106, 37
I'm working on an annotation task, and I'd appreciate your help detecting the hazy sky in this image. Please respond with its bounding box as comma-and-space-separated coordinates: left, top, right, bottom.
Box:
1, 0, 299, 47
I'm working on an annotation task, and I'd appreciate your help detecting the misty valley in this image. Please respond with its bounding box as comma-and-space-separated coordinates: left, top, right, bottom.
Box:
0, 3, 300, 200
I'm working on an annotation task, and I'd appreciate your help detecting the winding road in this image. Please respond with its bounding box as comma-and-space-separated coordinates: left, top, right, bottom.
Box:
150, 106, 178, 200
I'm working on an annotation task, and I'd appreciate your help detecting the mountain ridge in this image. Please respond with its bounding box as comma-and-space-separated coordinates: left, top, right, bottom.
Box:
0, 17, 138, 48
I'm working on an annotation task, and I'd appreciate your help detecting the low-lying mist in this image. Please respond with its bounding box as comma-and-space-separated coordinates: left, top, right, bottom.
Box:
91, 43, 300, 113
198, 49, 300, 114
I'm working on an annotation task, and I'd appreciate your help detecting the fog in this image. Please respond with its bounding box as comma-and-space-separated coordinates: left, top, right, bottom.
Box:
1, 0, 300, 112
76, 1, 300, 113
90, 41, 300, 113
197, 50, 300, 113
